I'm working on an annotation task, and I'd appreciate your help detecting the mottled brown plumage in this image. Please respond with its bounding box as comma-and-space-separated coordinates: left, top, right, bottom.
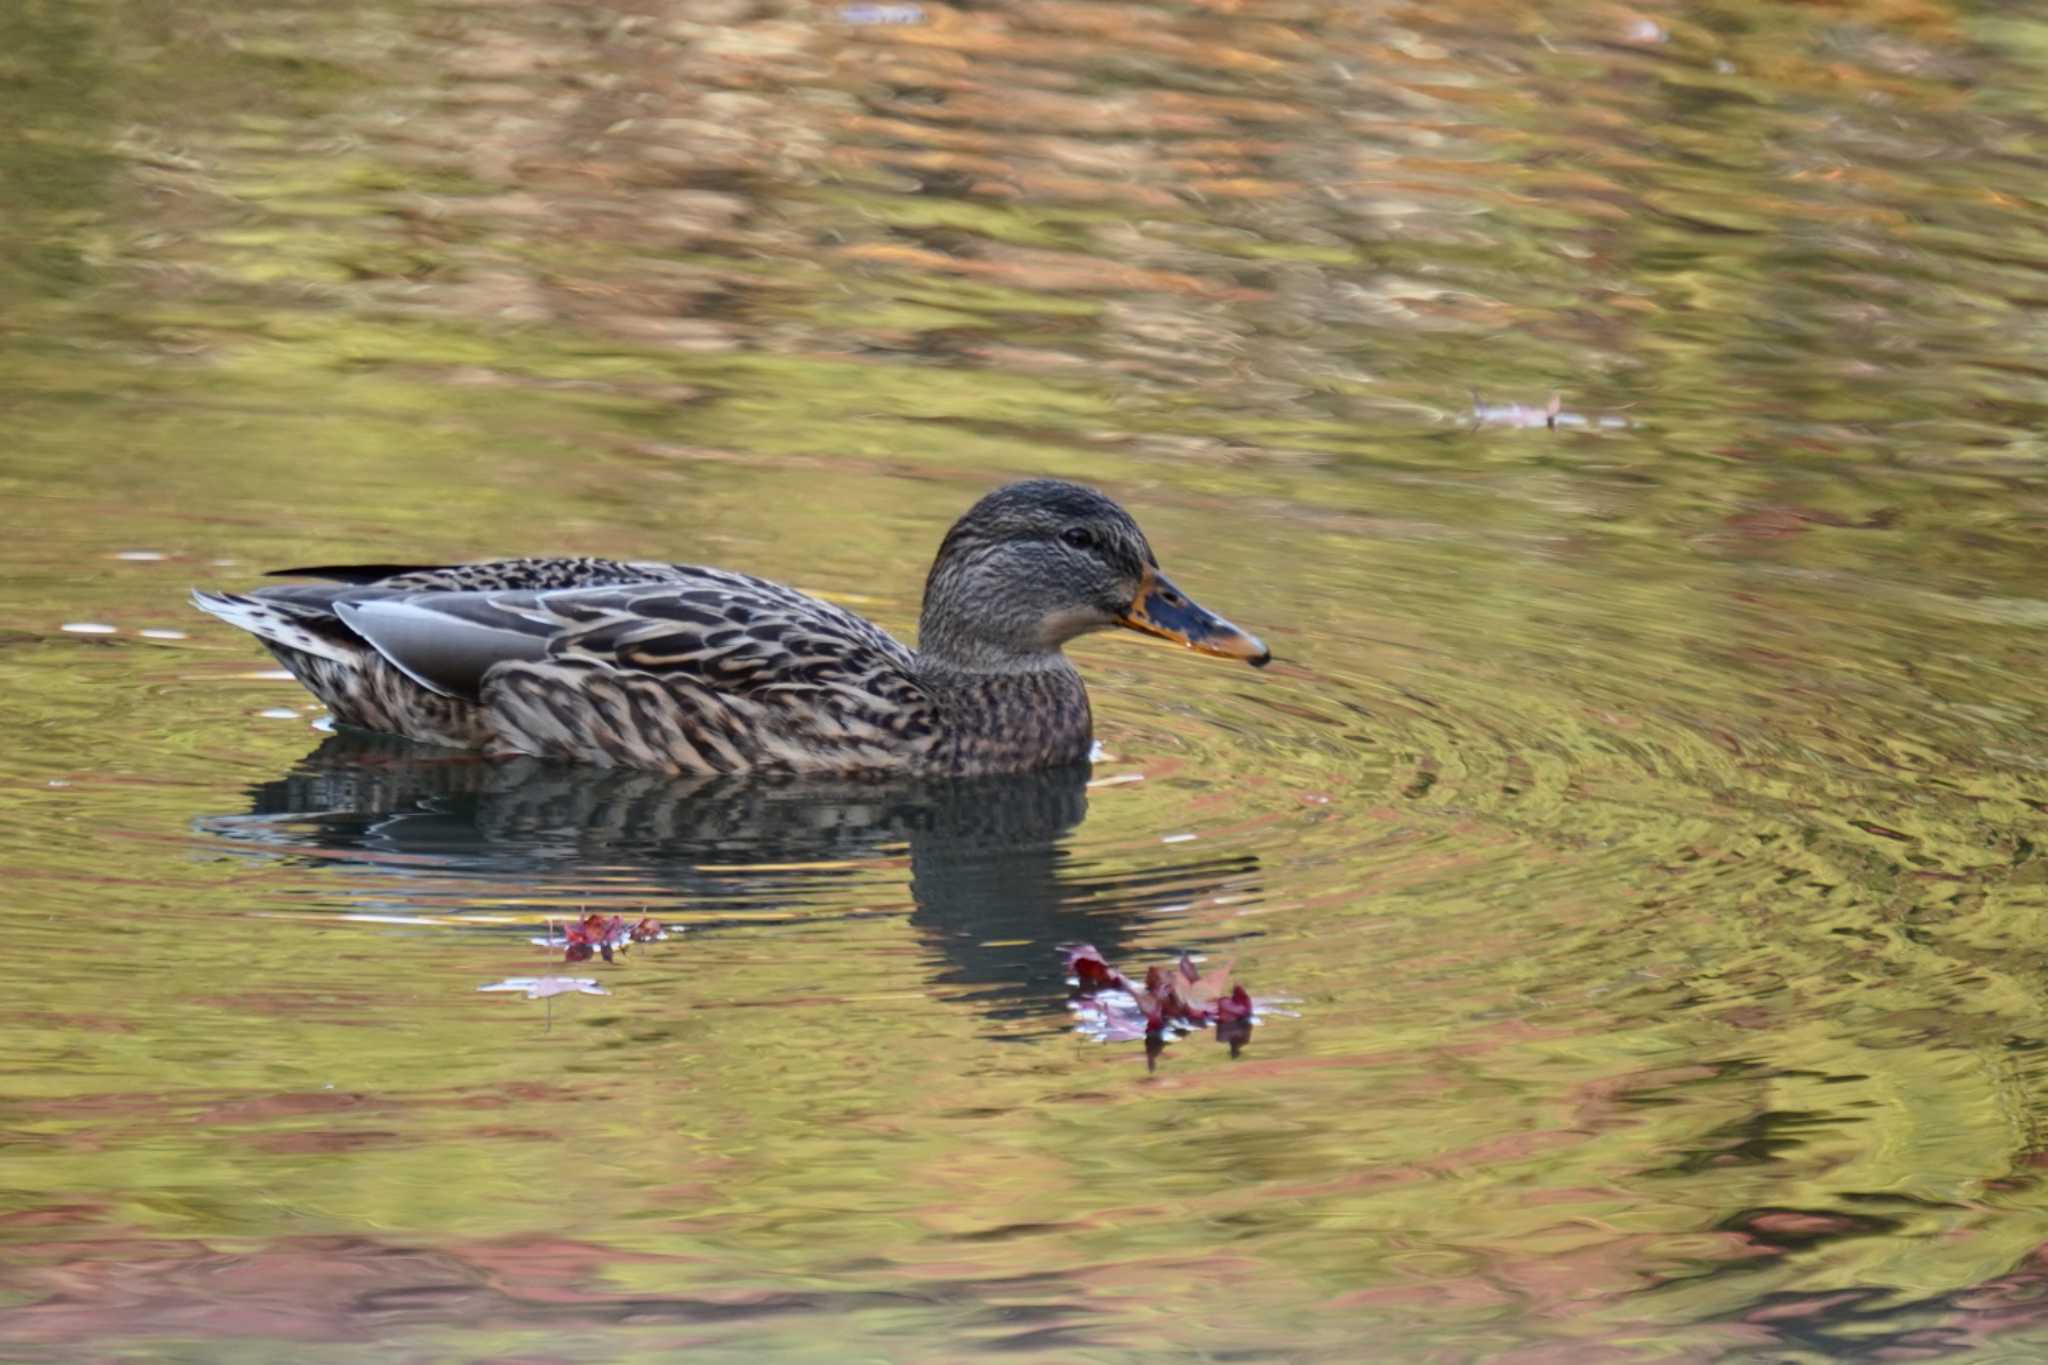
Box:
193, 480, 1268, 776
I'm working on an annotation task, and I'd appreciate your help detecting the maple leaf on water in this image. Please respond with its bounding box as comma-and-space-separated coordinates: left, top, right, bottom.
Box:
1060, 942, 1126, 991
568, 913, 628, 963
1215, 984, 1255, 1058
1172, 952, 1238, 1025
1133, 964, 1189, 1031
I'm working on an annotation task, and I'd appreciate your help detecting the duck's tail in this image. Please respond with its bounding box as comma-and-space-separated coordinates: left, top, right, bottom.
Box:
190, 587, 364, 665
190, 587, 490, 749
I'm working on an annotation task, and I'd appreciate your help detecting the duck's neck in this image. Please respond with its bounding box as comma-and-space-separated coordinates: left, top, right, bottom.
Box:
913, 653, 1093, 776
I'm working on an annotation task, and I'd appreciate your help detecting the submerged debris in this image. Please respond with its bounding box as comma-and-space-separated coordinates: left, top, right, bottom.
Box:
532, 912, 671, 963
478, 909, 677, 1028
1059, 943, 1276, 1070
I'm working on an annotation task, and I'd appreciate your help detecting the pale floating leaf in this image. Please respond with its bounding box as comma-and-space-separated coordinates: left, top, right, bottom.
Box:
478, 976, 609, 999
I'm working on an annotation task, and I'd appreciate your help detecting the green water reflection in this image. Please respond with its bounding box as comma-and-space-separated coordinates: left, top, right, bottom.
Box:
3, 0, 2048, 1357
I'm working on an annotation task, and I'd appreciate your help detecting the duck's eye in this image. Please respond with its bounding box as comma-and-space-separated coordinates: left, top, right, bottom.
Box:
1060, 527, 1097, 552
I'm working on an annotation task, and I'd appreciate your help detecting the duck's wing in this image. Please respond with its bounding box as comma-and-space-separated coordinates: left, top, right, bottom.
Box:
337, 572, 938, 773
199, 559, 693, 668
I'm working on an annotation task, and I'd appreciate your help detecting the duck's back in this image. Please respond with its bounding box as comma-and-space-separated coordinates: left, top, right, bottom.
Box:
280, 557, 699, 593
194, 557, 937, 772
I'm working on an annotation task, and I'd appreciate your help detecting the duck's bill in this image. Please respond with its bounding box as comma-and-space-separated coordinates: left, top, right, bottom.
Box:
1118, 566, 1271, 667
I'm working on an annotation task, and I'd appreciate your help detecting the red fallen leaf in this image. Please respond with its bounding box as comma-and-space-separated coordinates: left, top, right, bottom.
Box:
1061, 942, 1126, 991
556, 913, 635, 963
629, 916, 664, 943
1216, 984, 1254, 1057
581, 913, 635, 962
1135, 965, 1195, 1029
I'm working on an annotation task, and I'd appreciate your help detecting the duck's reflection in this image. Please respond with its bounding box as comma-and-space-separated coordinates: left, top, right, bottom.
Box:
202, 732, 1259, 1013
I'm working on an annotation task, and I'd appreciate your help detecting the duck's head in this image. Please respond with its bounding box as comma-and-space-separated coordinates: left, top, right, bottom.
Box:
918, 479, 1270, 672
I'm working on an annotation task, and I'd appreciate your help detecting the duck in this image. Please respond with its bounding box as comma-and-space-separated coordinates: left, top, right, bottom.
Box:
192, 478, 1269, 777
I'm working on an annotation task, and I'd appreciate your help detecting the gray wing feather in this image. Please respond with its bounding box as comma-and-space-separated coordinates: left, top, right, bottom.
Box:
335, 595, 554, 699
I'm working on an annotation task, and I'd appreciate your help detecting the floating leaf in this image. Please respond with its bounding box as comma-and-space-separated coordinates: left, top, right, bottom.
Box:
1061, 941, 1125, 991
478, 974, 609, 1032
1215, 985, 1255, 1058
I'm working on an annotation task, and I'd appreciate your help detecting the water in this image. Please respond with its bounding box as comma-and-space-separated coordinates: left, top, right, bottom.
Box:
4, 0, 2048, 1357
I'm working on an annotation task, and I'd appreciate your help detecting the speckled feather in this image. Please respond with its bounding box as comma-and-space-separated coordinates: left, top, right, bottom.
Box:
279, 557, 695, 592
197, 561, 1089, 775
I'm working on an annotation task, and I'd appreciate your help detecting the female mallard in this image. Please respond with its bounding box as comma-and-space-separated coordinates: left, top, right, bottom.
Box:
192, 479, 1268, 776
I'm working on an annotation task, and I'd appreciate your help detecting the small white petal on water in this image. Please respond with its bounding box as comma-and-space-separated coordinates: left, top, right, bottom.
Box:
479, 977, 610, 999
257, 708, 299, 720
62, 622, 118, 635
139, 628, 188, 640
838, 3, 926, 24
114, 551, 167, 561
1161, 832, 1198, 844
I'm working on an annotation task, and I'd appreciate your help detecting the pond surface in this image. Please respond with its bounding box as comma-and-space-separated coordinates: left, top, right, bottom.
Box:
5, 0, 2048, 1358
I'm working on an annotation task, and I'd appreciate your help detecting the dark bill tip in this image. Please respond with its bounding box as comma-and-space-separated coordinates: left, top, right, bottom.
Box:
1116, 568, 1269, 668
